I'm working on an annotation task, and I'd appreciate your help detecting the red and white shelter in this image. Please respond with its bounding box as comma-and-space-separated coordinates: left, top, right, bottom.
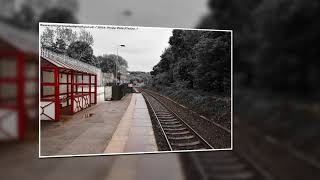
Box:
0, 21, 38, 140
40, 49, 98, 121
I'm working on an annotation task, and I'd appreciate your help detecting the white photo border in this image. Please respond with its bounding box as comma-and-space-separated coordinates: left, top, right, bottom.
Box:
38, 22, 233, 158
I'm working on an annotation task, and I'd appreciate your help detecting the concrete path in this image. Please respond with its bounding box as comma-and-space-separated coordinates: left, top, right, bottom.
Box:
105, 153, 185, 180
0, 139, 184, 180
104, 93, 157, 154
40, 94, 132, 156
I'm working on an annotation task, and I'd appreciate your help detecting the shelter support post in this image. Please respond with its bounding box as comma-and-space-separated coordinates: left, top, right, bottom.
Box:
17, 52, 25, 139
54, 67, 60, 121
71, 70, 74, 114
89, 74, 91, 104
94, 75, 97, 104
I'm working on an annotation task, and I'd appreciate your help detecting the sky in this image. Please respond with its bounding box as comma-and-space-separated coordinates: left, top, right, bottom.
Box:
39, 0, 209, 72
40, 24, 173, 72
89, 25, 173, 72
76, 0, 209, 72
78, 0, 208, 28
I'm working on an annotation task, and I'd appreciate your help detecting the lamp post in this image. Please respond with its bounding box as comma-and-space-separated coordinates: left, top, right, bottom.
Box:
115, 44, 125, 85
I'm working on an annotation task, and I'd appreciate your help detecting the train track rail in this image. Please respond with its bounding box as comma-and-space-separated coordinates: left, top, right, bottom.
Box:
142, 88, 231, 132
184, 151, 274, 180
141, 88, 274, 180
141, 90, 213, 151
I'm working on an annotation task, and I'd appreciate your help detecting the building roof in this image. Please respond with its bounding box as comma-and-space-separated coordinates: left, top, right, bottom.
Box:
0, 21, 38, 54
41, 48, 99, 75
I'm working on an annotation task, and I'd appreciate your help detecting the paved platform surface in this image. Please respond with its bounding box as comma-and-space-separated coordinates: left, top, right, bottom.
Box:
105, 153, 184, 180
104, 93, 157, 154
0, 139, 184, 180
40, 94, 132, 156
0, 93, 184, 180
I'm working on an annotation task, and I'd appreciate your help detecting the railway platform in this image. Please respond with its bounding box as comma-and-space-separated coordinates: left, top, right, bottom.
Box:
104, 93, 158, 153
40, 94, 132, 156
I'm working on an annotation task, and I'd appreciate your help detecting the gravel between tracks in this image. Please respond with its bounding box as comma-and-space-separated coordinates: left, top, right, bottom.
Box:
143, 89, 231, 149
143, 94, 171, 151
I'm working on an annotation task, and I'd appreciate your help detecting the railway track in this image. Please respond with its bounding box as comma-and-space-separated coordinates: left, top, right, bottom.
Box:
141, 90, 213, 151
141, 88, 274, 180
183, 151, 274, 180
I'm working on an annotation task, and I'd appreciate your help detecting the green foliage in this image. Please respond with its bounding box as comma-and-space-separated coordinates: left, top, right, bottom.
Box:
79, 29, 94, 46
151, 48, 173, 77
39, 7, 77, 23
41, 27, 97, 67
40, 27, 55, 48
54, 38, 67, 54
55, 27, 78, 46
67, 41, 94, 65
129, 71, 151, 86
193, 32, 231, 91
254, 0, 320, 93
199, 0, 320, 95
98, 54, 128, 76
150, 29, 231, 94
12, 3, 36, 29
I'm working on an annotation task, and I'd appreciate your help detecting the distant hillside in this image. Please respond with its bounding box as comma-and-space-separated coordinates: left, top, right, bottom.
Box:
128, 71, 151, 87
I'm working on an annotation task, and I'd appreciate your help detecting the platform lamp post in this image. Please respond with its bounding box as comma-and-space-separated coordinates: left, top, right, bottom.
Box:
115, 44, 125, 85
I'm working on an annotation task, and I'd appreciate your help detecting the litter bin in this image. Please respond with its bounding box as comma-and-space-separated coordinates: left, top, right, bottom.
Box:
104, 86, 112, 101
112, 85, 122, 100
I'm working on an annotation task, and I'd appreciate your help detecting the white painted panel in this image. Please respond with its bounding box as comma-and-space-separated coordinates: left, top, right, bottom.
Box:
0, 83, 16, 100
73, 97, 79, 112
83, 95, 89, 108
86, 95, 90, 107
60, 95, 68, 107
91, 95, 95, 104
60, 84, 67, 94
40, 101, 55, 121
42, 71, 54, 83
0, 109, 18, 140
83, 75, 89, 83
59, 73, 67, 83
25, 96, 35, 106
0, 57, 16, 78
73, 95, 91, 112
27, 107, 37, 120
79, 97, 83, 109
76, 75, 82, 83
97, 86, 104, 93
42, 86, 54, 96
82, 86, 89, 93
25, 81, 37, 96
25, 63, 37, 78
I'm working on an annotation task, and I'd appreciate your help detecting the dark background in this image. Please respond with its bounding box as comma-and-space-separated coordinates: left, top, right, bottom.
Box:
0, 0, 319, 179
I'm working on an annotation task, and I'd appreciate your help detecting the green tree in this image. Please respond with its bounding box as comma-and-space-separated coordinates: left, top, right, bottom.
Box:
13, 3, 36, 29
193, 32, 231, 92
39, 7, 77, 23
168, 30, 202, 88
150, 29, 231, 93
67, 41, 94, 64
55, 27, 78, 46
198, 0, 261, 87
79, 29, 94, 46
98, 54, 128, 76
54, 38, 67, 54
198, 0, 320, 95
40, 27, 55, 48
254, 0, 320, 94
